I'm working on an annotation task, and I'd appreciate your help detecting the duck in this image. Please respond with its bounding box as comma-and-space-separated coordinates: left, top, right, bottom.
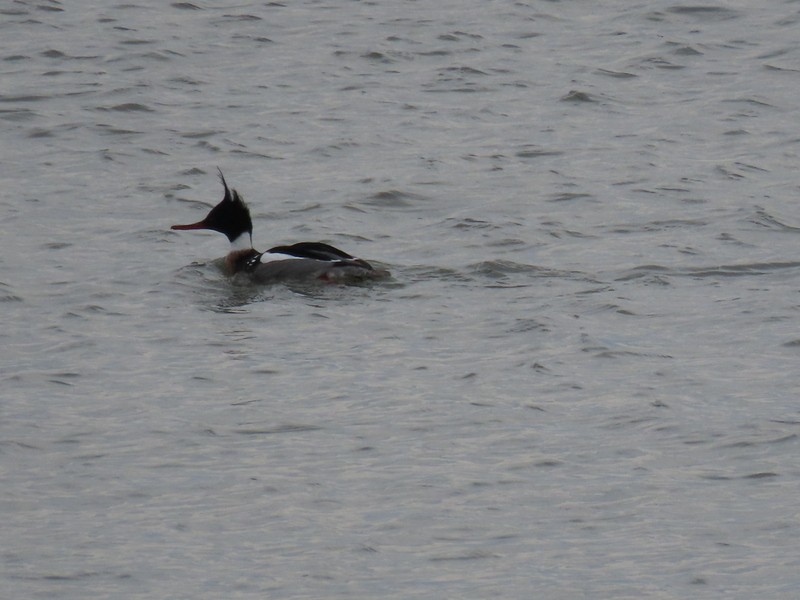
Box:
171, 171, 388, 284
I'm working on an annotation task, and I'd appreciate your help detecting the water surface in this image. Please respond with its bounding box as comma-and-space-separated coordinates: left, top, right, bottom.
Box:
2, 1, 799, 598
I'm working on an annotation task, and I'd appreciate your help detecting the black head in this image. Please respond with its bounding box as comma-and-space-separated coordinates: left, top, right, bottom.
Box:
171, 170, 253, 244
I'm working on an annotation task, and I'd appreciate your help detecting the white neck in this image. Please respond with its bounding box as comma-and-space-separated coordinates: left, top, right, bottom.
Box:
230, 231, 252, 251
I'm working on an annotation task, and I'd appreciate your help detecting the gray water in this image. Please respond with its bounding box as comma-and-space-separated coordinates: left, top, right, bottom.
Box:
2, 1, 799, 598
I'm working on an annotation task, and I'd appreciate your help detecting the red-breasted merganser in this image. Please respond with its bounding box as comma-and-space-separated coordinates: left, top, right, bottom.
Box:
171, 171, 388, 284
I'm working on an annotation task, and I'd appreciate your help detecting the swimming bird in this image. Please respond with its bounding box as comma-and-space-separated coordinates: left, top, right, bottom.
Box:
171, 171, 388, 284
